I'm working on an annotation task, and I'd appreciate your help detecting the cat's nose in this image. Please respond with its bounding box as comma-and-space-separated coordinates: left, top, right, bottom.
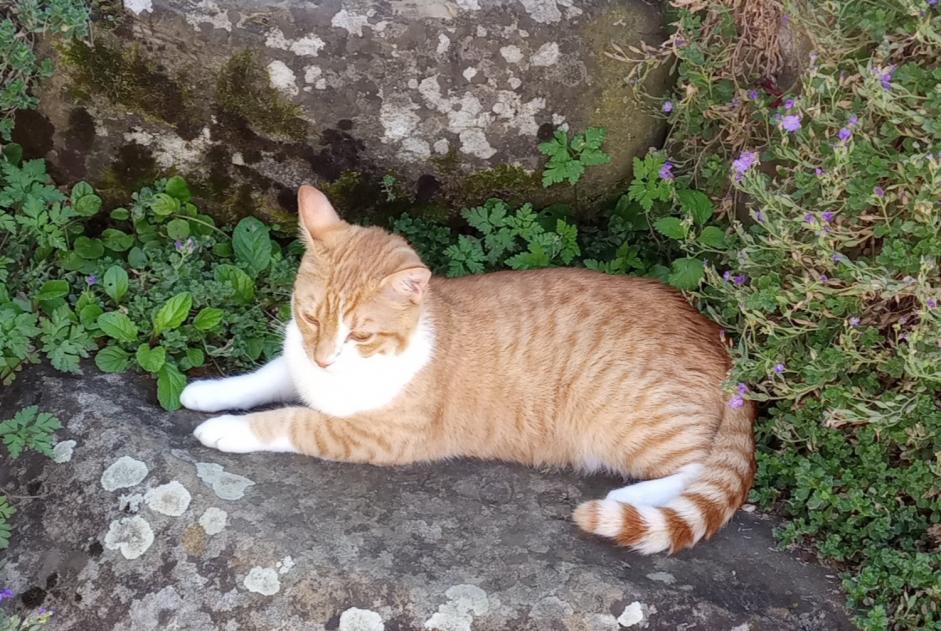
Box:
315, 358, 334, 368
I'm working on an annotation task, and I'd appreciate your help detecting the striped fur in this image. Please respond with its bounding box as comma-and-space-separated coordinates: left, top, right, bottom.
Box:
187, 185, 757, 554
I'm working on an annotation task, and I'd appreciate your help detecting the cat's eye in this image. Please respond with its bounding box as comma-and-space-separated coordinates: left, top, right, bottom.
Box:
348, 331, 371, 342
301, 312, 319, 327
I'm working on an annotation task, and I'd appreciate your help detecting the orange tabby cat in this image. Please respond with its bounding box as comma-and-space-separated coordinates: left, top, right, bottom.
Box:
183, 185, 756, 554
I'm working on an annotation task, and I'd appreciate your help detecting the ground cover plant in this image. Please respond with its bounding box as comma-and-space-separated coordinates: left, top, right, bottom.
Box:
0, 0, 939, 628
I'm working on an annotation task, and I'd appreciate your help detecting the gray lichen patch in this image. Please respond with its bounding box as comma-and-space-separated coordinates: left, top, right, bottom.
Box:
198, 506, 227, 535
101, 456, 149, 491
243, 566, 280, 595
104, 515, 155, 559
52, 439, 77, 463
646, 571, 676, 585
339, 607, 385, 631
424, 584, 490, 631
195, 462, 255, 500
618, 601, 651, 627
144, 481, 192, 517
119, 492, 144, 513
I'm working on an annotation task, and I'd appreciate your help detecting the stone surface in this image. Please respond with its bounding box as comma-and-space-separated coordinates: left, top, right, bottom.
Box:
20, 0, 671, 222
0, 363, 854, 630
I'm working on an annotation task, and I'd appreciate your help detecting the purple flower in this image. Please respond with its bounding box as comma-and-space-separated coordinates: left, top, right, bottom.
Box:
849, 316, 861, 327
784, 98, 796, 110
723, 270, 732, 282
733, 274, 747, 286
754, 209, 765, 223
174, 240, 184, 252
732, 150, 758, 178
874, 185, 885, 198
86, 274, 98, 286
815, 167, 825, 176
659, 161, 674, 181
880, 67, 894, 90
804, 212, 815, 224
782, 14, 790, 25
781, 114, 802, 133
729, 395, 745, 409
930, 0, 938, 6
773, 363, 786, 374
822, 211, 835, 223
832, 253, 846, 263
820, 274, 829, 282
848, 114, 859, 126
737, 383, 748, 394
838, 127, 852, 142
927, 298, 937, 309
662, 100, 673, 113
0, 588, 13, 603
674, 37, 687, 48
730, 97, 741, 109
748, 89, 759, 100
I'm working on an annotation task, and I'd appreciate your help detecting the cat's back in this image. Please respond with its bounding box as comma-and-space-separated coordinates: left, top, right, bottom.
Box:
433, 268, 714, 335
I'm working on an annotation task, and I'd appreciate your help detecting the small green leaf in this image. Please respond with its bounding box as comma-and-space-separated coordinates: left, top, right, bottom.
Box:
102, 228, 134, 252
127, 247, 148, 268
74, 194, 102, 217
698, 226, 727, 248
214, 265, 255, 303
74, 237, 104, 260
97, 312, 139, 343
79, 304, 104, 329
232, 217, 272, 273
165, 176, 191, 201
678, 189, 714, 226
193, 307, 224, 331
136, 343, 166, 373
153, 292, 193, 335
110, 207, 130, 221
151, 193, 180, 217
185, 347, 205, 368
95, 345, 130, 373
157, 364, 186, 411
3, 142, 23, 165
166, 218, 190, 241
654, 217, 688, 240
667, 257, 705, 290
37, 280, 70, 301
103, 266, 129, 303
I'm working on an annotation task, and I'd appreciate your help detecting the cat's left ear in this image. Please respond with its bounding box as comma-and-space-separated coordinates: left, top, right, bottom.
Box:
297, 184, 342, 244
381, 266, 431, 305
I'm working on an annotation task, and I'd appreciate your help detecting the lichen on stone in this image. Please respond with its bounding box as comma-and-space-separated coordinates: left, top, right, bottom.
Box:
144, 481, 192, 517
101, 456, 149, 491
198, 507, 228, 535
243, 566, 280, 595
195, 461, 255, 500
339, 607, 385, 631
104, 515, 154, 559
52, 439, 76, 463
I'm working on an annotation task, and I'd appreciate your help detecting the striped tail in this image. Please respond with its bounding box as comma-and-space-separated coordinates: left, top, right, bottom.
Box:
573, 400, 756, 554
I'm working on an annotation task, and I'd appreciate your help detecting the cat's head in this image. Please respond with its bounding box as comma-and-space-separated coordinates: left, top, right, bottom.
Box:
291, 185, 431, 369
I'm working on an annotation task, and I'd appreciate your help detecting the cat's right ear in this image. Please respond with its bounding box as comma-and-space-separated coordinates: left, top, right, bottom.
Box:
297, 184, 342, 244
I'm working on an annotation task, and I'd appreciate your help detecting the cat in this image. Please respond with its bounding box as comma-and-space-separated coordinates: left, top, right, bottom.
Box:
182, 184, 756, 554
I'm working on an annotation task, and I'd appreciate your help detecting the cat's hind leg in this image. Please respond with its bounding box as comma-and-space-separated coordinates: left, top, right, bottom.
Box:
181, 356, 297, 413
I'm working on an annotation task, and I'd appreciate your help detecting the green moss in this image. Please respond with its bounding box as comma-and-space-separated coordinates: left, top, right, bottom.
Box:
215, 51, 308, 141
458, 164, 545, 207
61, 40, 202, 139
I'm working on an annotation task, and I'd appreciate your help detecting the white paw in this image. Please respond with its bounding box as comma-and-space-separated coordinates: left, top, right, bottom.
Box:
193, 415, 265, 453
181, 380, 238, 413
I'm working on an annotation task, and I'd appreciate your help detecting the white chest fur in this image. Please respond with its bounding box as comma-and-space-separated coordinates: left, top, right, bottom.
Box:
282, 316, 435, 417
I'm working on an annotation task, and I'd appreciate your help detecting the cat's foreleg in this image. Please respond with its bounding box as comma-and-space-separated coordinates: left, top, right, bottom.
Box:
180, 356, 297, 413
193, 407, 436, 464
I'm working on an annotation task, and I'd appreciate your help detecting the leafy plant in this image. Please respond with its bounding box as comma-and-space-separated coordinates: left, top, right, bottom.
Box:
0, 405, 60, 459
539, 127, 611, 187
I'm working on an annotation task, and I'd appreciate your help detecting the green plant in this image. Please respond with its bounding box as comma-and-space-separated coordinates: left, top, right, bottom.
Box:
539, 127, 611, 187
0, 158, 297, 410
0, 0, 89, 140
0, 405, 61, 550
0, 587, 53, 630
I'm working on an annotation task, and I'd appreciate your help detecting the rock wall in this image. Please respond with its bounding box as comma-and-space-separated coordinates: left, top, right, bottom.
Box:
18, 0, 672, 224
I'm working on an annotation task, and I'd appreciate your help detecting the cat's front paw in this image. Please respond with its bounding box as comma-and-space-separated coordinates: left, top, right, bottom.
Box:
181, 380, 234, 413
194, 415, 265, 453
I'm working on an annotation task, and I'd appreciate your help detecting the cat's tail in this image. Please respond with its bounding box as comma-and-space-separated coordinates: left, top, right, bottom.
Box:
572, 400, 756, 554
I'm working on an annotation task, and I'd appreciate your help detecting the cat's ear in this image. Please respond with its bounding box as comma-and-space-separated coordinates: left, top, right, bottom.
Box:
381, 266, 431, 305
297, 184, 342, 243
